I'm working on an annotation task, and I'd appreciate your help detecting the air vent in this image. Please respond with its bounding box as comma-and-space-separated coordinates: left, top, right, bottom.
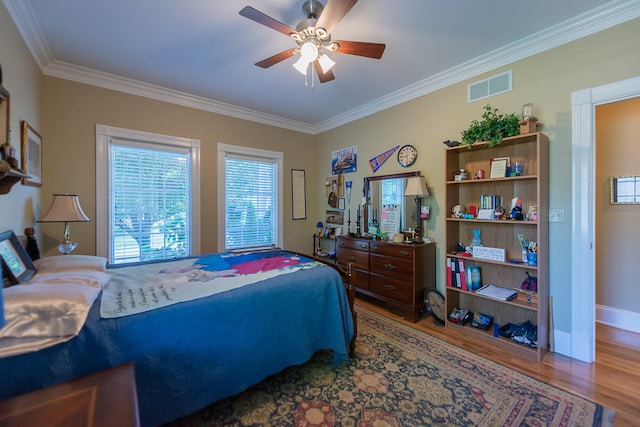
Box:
467, 70, 512, 103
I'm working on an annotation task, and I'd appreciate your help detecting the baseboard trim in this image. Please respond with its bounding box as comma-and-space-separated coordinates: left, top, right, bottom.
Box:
596, 304, 640, 333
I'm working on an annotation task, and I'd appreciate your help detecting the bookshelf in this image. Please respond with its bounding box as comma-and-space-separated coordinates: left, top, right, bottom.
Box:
444, 132, 549, 361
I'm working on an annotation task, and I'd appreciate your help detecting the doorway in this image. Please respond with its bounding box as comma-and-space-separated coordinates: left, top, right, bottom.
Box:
571, 75, 640, 363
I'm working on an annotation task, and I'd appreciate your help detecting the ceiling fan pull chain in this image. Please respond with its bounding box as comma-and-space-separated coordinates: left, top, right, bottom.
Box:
311, 65, 315, 89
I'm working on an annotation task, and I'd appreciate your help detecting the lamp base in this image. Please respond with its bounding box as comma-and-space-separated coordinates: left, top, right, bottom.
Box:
58, 242, 78, 254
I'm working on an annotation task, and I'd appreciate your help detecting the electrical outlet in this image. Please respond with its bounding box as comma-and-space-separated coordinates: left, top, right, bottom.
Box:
548, 208, 564, 223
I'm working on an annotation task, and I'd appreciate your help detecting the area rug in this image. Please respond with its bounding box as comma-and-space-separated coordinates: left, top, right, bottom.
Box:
167, 304, 614, 426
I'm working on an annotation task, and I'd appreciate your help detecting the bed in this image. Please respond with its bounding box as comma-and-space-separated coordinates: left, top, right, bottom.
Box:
0, 244, 355, 426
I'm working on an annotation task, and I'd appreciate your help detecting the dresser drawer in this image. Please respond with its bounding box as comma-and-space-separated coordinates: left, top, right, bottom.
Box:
370, 273, 413, 305
338, 238, 370, 252
349, 268, 370, 290
369, 242, 414, 258
337, 247, 369, 271
370, 253, 413, 281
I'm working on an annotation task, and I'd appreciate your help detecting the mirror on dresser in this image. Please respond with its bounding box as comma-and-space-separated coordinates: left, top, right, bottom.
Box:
362, 171, 422, 238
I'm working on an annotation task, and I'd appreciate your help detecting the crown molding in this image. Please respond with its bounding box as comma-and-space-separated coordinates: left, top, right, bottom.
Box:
44, 60, 315, 134
315, 0, 640, 133
5, 0, 640, 135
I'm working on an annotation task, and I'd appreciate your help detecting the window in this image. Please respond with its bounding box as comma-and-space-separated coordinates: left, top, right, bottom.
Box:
217, 143, 283, 251
96, 125, 200, 263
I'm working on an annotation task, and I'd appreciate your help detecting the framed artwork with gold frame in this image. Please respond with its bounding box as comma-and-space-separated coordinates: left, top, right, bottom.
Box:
21, 120, 42, 187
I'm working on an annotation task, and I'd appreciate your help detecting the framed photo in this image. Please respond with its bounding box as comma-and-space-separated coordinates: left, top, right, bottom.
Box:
325, 210, 344, 225
338, 197, 345, 210
489, 158, 508, 179
20, 120, 42, 187
0, 230, 36, 285
291, 169, 306, 220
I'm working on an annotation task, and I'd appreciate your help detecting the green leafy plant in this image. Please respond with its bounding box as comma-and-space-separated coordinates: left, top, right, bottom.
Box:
461, 105, 520, 148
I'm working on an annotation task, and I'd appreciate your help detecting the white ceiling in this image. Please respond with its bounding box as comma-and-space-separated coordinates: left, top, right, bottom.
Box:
4, 0, 639, 133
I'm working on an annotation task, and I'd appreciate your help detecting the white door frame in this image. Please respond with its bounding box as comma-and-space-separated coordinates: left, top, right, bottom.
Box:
571, 75, 640, 362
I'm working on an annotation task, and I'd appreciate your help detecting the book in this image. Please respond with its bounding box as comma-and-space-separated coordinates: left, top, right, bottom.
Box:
447, 308, 473, 325
465, 265, 482, 290
446, 258, 452, 287
475, 284, 517, 301
470, 312, 494, 330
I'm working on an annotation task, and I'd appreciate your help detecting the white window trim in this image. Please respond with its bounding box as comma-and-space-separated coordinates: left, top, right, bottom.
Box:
217, 142, 283, 252
95, 124, 201, 260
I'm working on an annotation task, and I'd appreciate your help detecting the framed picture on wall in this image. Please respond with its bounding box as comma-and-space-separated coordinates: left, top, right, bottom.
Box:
20, 120, 42, 187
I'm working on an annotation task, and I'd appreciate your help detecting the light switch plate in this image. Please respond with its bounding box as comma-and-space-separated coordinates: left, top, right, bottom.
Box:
549, 208, 564, 223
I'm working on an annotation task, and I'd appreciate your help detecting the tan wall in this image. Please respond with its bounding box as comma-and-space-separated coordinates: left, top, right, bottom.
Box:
595, 98, 640, 313
315, 18, 640, 333
0, 4, 43, 236
39, 78, 317, 257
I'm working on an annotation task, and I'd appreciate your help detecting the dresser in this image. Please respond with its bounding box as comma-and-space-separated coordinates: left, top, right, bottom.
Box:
337, 236, 436, 322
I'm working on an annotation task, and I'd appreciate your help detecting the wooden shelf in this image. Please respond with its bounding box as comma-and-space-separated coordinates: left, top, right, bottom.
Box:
447, 286, 539, 311
446, 175, 537, 185
444, 132, 548, 362
447, 253, 538, 270
0, 167, 28, 194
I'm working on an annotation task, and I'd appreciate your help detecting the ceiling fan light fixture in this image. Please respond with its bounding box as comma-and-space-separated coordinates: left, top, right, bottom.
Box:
299, 41, 318, 62
293, 56, 310, 75
318, 53, 335, 73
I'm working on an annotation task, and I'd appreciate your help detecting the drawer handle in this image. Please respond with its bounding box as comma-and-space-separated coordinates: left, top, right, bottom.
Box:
400, 251, 410, 256
371, 245, 379, 252
384, 284, 396, 291
360, 244, 367, 249
349, 256, 356, 262
384, 264, 395, 270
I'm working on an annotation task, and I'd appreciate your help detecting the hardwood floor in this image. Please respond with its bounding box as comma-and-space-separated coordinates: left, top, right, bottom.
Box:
356, 298, 640, 427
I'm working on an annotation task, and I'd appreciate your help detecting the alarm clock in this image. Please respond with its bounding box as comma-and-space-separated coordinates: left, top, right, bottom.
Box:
397, 144, 418, 168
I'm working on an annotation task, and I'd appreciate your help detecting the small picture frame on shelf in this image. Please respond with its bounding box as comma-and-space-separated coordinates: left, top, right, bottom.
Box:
489, 158, 508, 178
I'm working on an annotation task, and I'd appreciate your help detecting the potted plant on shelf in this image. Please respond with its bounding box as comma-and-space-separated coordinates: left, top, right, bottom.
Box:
461, 104, 520, 148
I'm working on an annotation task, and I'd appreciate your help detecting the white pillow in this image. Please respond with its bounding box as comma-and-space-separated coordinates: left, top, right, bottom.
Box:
34, 255, 108, 276
0, 283, 100, 340
28, 270, 111, 289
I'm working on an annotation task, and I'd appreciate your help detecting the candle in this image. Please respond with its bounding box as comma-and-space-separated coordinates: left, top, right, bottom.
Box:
348, 209, 351, 221
357, 205, 360, 218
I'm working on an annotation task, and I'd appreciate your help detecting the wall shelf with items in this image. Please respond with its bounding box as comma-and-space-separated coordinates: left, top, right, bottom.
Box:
444, 132, 548, 361
0, 167, 28, 194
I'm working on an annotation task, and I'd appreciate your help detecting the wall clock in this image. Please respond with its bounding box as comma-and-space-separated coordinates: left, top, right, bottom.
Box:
424, 288, 445, 325
397, 144, 418, 168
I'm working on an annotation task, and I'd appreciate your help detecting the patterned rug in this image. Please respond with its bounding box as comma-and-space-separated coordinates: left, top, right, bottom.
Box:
167, 304, 614, 426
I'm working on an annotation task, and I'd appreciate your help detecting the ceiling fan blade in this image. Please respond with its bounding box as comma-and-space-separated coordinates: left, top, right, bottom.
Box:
239, 6, 298, 37
333, 40, 386, 59
313, 61, 336, 83
315, 0, 357, 35
255, 49, 298, 68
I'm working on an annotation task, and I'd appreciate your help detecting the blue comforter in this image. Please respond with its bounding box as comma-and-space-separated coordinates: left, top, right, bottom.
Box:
0, 252, 354, 426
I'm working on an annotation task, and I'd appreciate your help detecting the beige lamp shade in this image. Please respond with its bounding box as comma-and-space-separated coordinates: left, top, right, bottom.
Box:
404, 176, 429, 197
39, 194, 90, 254
40, 194, 90, 223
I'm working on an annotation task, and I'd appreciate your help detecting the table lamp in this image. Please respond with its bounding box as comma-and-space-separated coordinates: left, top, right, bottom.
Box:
39, 194, 90, 254
404, 176, 429, 239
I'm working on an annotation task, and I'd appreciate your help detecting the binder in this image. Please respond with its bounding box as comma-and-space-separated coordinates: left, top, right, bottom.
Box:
458, 258, 467, 290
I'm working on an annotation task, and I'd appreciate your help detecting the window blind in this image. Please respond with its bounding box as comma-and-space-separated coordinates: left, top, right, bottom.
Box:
110, 143, 191, 263
224, 155, 277, 250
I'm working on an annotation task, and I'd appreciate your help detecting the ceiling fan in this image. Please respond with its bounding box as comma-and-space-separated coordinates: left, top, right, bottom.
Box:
239, 0, 386, 86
